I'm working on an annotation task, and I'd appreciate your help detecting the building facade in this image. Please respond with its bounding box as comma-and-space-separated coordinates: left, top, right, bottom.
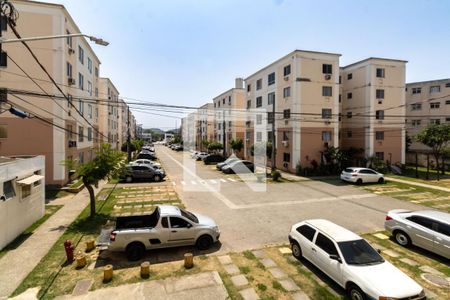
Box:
195, 103, 214, 152
98, 78, 120, 149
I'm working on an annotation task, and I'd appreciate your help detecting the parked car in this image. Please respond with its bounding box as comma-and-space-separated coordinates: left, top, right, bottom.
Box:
195, 152, 209, 161
222, 160, 254, 174
136, 152, 157, 160
216, 156, 239, 170
96, 205, 220, 260
129, 159, 161, 169
191, 151, 200, 159
289, 219, 425, 300
121, 165, 165, 183
385, 209, 450, 259
203, 154, 225, 165
340, 167, 384, 184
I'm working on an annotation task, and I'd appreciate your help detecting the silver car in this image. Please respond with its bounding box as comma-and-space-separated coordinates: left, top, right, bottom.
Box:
385, 209, 450, 259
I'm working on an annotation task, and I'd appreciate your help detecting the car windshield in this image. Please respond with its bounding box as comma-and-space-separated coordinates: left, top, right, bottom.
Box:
338, 239, 384, 265
180, 208, 199, 223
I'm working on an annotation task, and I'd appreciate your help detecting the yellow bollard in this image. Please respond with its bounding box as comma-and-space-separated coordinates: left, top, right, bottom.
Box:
140, 261, 150, 278
184, 253, 194, 269
76, 253, 87, 269
85, 240, 95, 252
103, 264, 113, 283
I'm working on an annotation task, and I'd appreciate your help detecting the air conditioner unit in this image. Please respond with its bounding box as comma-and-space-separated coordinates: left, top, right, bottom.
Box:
283, 162, 289, 168
284, 76, 289, 81
324, 74, 331, 80
246, 138, 250, 142
282, 140, 289, 147
68, 78, 75, 85
324, 120, 331, 125
68, 47, 75, 55
378, 100, 383, 104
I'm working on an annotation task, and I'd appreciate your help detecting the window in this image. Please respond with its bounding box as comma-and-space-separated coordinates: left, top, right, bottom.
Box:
247, 100, 251, 109
21, 184, 31, 199
67, 124, 73, 139
170, 217, 190, 228
322, 64, 332, 74
284, 65, 291, 76
406, 216, 433, 230
78, 73, 84, 90
268, 92, 275, 105
430, 85, 440, 93
256, 96, 262, 108
267, 112, 274, 124
78, 46, 84, 64
78, 126, 84, 142
347, 112, 353, 119
411, 103, 422, 111
87, 57, 92, 73
283, 87, 291, 98
435, 222, 450, 237
0, 124, 7, 138
412, 120, 421, 127
339, 95, 341, 103
347, 73, 352, 80
66, 62, 72, 78
66, 30, 72, 47
315, 233, 339, 256
376, 89, 385, 99
375, 152, 384, 160
412, 87, 421, 94
296, 225, 316, 242
268, 72, 275, 85
376, 131, 384, 140
87, 81, 92, 96
322, 108, 332, 119
256, 114, 262, 125
283, 153, 290, 162
3, 180, 15, 199
376, 68, 385, 78
375, 110, 384, 120
95, 67, 99, 77
95, 88, 98, 97
430, 119, 441, 125
228, 96, 231, 105
222, 98, 225, 104
256, 79, 262, 90
79, 100, 84, 115
322, 86, 332, 97
430, 102, 440, 109
347, 131, 352, 138
445, 83, 450, 88
161, 217, 169, 228
446, 100, 450, 105
88, 104, 92, 118
322, 131, 331, 142
247, 84, 251, 92
256, 131, 262, 142
283, 109, 291, 119
229, 121, 232, 127
283, 131, 289, 141
347, 92, 352, 100
446, 117, 450, 123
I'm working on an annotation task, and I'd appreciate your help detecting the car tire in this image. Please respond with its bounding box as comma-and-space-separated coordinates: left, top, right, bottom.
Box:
126, 242, 145, 261
348, 284, 366, 300
356, 178, 363, 185
153, 175, 162, 182
291, 242, 303, 260
394, 230, 412, 247
125, 176, 133, 183
378, 177, 384, 184
196, 235, 213, 250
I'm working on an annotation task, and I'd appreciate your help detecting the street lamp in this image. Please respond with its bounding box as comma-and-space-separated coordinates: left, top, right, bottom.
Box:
0, 33, 109, 46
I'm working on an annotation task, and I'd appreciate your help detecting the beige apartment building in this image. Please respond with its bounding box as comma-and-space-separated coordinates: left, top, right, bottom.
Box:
405, 78, 450, 151
195, 103, 214, 151
98, 78, 120, 149
213, 78, 246, 158
244, 50, 341, 172
340, 58, 407, 164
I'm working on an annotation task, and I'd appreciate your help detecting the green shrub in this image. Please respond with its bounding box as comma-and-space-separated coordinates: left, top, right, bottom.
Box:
271, 170, 281, 181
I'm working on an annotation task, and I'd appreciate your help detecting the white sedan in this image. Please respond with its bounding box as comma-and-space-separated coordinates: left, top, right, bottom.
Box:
129, 159, 161, 169
289, 219, 425, 300
340, 167, 384, 184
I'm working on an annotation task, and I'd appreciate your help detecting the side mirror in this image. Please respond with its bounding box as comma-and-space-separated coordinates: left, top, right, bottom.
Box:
329, 254, 342, 263
187, 223, 192, 229
377, 249, 381, 254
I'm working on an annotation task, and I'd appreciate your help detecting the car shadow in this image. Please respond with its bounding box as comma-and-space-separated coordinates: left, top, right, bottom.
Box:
94, 241, 223, 270
387, 236, 449, 265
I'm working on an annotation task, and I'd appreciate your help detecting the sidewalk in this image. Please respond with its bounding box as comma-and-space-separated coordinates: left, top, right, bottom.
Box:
386, 176, 450, 193
0, 181, 107, 299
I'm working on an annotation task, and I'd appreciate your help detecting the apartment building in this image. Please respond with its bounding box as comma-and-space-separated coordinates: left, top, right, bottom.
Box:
118, 98, 128, 147
195, 103, 214, 151
213, 78, 246, 158
244, 50, 341, 172
405, 78, 450, 151
98, 78, 120, 149
0, 0, 101, 185
340, 58, 407, 164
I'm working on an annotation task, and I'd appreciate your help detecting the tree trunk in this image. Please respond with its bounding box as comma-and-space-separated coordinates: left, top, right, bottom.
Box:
434, 154, 440, 181
83, 178, 96, 218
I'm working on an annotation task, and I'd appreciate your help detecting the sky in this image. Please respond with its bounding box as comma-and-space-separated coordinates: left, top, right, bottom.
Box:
39, 0, 450, 130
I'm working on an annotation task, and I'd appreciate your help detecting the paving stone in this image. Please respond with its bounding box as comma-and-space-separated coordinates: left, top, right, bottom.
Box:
292, 291, 311, 300
419, 265, 444, 276
224, 264, 240, 275
424, 288, 438, 299
278, 247, 292, 254
260, 258, 277, 268
231, 274, 249, 288
369, 242, 386, 251
72, 279, 93, 296
278, 278, 300, 292
421, 273, 450, 287
373, 233, 389, 240
268, 267, 288, 279
252, 250, 267, 259
218, 255, 233, 265
239, 287, 260, 300
382, 249, 400, 258
400, 258, 419, 267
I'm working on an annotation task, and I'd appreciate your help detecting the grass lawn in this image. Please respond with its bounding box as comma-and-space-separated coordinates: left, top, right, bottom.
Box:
45, 188, 71, 201
69, 179, 84, 189
0, 205, 63, 260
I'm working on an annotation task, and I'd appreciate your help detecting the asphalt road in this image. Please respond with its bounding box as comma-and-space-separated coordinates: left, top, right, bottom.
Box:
156, 146, 425, 253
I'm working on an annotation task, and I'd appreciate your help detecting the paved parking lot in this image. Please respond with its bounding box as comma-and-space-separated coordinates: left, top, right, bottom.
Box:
156, 146, 426, 253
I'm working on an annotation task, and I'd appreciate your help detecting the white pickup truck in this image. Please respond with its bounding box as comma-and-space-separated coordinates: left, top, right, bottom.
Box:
96, 205, 220, 260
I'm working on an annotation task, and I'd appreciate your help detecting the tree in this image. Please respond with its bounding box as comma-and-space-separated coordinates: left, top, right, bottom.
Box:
207, 141, 223, 152
405, 132, 412, 153
230, 139, 244, 154
69, 144, 125, 218
416, 124, 450, 180
121, 142, 136, 152
250, 142, 272, 158
132, 139, 144, 153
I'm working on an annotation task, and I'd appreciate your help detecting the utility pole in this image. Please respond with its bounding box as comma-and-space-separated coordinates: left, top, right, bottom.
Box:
126, 105, 131, 162
271, 98, 276, 170
222, 109, 226, 157
0, 6, 7, 68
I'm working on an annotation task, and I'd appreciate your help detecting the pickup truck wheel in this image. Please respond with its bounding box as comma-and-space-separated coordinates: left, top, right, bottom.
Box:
394, 230, 411, 247
126, 242, 145, 261
196, 235, 213, 250
153, 175, 162, 182
291, 242, 302, 260
348, 284, 366, 300
125, 176, 133, 183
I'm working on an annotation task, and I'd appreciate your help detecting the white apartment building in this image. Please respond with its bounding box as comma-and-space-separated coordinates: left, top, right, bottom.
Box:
98, 78, 120, 149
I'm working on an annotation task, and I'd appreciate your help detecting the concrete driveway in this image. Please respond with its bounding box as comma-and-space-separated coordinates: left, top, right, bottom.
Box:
156, 146, 425, 253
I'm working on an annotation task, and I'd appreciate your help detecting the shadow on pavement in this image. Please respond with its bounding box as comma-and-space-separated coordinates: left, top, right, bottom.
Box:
387, 236, 449, 266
